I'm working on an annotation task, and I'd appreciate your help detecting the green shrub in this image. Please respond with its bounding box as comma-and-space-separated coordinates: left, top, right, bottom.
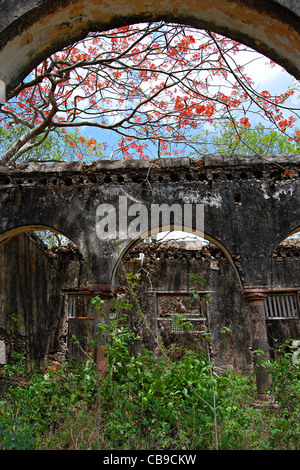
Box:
0, 417, 35, 450
0, 343, 299, 450
0, 285, 299, 450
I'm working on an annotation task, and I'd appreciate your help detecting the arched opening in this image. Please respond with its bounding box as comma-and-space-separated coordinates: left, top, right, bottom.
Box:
0, 225, 85, 367
111, 229, 251, 370
0, 225, 73, 246
270, 226, 300, 291
112, 228, 243, 289
1, 0, 299, 96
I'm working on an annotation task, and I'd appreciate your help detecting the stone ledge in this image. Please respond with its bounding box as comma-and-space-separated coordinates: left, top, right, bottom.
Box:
203, 154, 300, 168
0, 154, 299, 177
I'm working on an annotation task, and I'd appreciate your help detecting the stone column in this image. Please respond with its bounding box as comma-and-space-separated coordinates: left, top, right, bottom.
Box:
87, 283, 114, 374
243, 287, 272, 400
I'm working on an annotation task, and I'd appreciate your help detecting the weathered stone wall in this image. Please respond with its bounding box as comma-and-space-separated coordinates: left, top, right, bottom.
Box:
267, 240, 300, 352
119, 240, 252, 370
122, 239, 300, 369
0, 233, 83, 364
271, 239, 300, 288
0, 156, 300, 290
0, 233, 299, 370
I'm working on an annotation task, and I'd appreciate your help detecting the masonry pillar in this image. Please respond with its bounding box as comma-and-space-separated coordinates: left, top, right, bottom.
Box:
243, 287, 272, 400
87, 283, 115, 374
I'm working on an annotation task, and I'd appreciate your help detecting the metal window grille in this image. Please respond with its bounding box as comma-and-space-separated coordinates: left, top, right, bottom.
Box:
154, 291, 209, 335
66, 293, 94, 320
264, 292, 300, 320
167, 318, 207, 335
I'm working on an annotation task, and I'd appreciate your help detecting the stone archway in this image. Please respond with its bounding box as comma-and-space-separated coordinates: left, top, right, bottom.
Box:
111, 229, 243, 289
0, 0, 299, 96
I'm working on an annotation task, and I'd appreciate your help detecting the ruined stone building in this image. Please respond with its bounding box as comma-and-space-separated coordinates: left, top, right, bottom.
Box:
0, 156, 299, 397
0, 0, 300, 399
0, 226, 299, 374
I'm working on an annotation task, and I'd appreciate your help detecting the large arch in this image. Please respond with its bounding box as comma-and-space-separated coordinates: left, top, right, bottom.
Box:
111, 227, 243, 289
0, 224, 67, 246
0, 0, 299, 95
269, 225, 300, 264
0, 224, 84, 364
268, 225, 300, 276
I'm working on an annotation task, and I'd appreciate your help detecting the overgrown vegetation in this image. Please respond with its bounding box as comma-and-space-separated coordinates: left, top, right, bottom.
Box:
0, 346, 299, 450
0, 275, 299, 450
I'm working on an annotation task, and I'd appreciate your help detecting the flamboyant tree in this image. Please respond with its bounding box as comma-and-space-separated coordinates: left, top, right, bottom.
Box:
0, 22, 299, 165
